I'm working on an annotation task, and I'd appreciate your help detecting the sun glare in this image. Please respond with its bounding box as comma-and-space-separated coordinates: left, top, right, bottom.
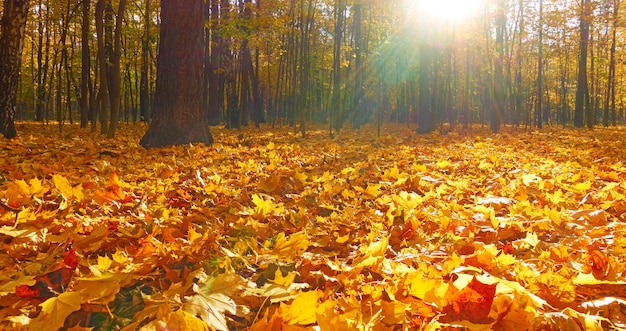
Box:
408, 0, 485, 23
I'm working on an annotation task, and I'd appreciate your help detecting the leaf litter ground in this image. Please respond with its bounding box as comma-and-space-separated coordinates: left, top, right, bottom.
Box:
1, 123, 626, 330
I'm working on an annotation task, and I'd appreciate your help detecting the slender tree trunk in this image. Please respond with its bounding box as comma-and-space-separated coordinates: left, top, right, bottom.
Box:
207, 0, 222, 123
575, 0, 590, 128
107, 0, 127, 138
513, 0, 524, 126
537, 0, 543, 129
492, 0, 506, 133
95, 0, 109, 133
331, 0, 345, 135
79, 0, 91, 128
34, 0, 47, 122
352, 0, 363, 129
299, 0, 315, 136
0, 0, 30, 138
139, 0, 151, 122
418, 38, 432, 133
605, 0, 618, 126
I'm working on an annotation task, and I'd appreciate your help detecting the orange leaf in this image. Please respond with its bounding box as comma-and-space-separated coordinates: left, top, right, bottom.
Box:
442, 276, 497, 324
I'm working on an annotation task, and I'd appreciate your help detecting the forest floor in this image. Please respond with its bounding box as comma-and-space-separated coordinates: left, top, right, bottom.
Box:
1, 122, 626, 330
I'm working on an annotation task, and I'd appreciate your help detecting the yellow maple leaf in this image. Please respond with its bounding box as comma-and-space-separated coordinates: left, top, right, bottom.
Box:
293, 171, 308, 184
29, 292, 83, 331
252, 193, 274, 217
436, 159, 451, 169
188, 226, 203, 243
272, 231, 310, 260
381, 300, 409, 325
522, 173, 541, 186
53, 174, 74, 199
573, 180, 592, 191
14, 179, 31, 195
353, 236, 388, 268
97, 255, 113, 271
365, 183, 382, 198
316, 299, 351, 331
271, 269, 296, 287
280, 290, 321, 325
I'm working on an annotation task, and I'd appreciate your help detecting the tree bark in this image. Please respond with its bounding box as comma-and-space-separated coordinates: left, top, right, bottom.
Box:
206, 0, 222, 123
107, 0, 127, 138
492, 0, 506, 133
95, 0, 109, 133
537, 0, 543, 129
0, 0, 30, 139
139, 0, 151, 122
331, 0, 345, 134
575, 0, 590, 128
605, 0, 618, 126
140, 0, 212, 148
79, 0, 91, 128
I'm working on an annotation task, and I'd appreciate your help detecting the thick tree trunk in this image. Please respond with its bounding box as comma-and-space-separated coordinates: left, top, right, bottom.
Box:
0, 0, 30, 139
140, 0, 212, 148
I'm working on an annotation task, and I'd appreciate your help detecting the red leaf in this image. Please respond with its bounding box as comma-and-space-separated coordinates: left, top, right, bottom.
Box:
442, 276, 497, 324
63, 248, 79, 269
16, 284, 41, 298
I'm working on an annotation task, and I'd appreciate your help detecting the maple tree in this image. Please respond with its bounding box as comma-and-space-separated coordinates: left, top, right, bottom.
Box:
1, 123, 626, 330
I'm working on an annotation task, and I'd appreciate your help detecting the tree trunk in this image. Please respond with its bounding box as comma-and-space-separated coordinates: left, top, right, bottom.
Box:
492, 0, 506, 133
537, 0, 543, 129
95, 0, 109, 133
139, 0, 150, 122
107, 0, 127, 138
575, 0, 590, 128
207, 0, 222, 123
79, 0, 91, 128
352, 0, 363, 129
605, 0, 618, 126
34, 0, 47, 122
140, 0, 212, 148
0, 0, 30, 139
331, 0, 345, 135
417, 38, 433, 133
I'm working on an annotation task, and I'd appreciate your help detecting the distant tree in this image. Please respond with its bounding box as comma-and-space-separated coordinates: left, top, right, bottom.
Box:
536, 0, 544, 129
492, 0, 506, 133
0, 0, 30, 139
140, 0, 213, 148
604, 0, 619, 126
